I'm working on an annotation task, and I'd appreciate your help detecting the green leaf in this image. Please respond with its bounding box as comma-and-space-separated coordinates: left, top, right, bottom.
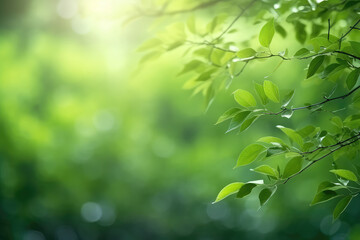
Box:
226, 111, 251, 133
216, 108, 242, 125
233, 89, 257, 107
178, 60, 203, 76
213, 182, 244, 203
257, 136, 287, 146
263, 80, 280, 103
283, 157, 303, 178
346, 69, 360, 90
333, 196, 352, 220
295, 21, 307, 44
255, 83, 268, 105
259, 18, 275, 48
235, 144, 267, 167
330, 169, 358, 182
331, 116, 343, 129
307, 56, 325, 78
294, 48, 310, 57
252, 165, 278, 178
239, 115, 259, 132
297, 125, 316, 138
237, 48, 257, 58
237, 183, 257, 198
277, 125, 303, 147
259, 186, 277, 206
282, 90, 295, 107
311, 190, 338, 206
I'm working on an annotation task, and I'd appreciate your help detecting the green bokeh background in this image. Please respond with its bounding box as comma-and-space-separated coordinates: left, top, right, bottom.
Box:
1, 1, 360, 239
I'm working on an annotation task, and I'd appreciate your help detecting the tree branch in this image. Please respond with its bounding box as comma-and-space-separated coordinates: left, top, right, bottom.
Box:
283, 135, 360, 184
212, 0, 258, 43
265, 85, 360, 116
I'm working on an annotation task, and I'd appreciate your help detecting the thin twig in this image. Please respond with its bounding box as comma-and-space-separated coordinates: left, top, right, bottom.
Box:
283, 136, 360, 184
212, 0, 258, 43
265, 85, 360, 116
301, 133, 360, 155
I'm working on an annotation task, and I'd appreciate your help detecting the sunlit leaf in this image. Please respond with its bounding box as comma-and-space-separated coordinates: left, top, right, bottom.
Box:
252, 165, 278, 178
263, 80, 280, 103
233, 89, 257, 107
216, 108, 242, 125
259, 18, 275, 48
235, 144, 267, 167
226, 111, 251, 133
213, 182, 244, 203
255, 83, 268, 105
330, 169, 358, 182
283, 157, 302, 178
239, 115, 259, 132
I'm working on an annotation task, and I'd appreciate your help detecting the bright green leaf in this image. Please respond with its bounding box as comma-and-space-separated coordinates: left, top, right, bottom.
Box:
216, 108, 242, 125
259, 18, 275, 48
330, 169, 358, 182
237, 48, 257, 58
239, 115, 259, 132
252, 165, 278, 178
233, 89, 257, 107
263, 80, 280, 103
213, 182, 244, 203
226, 111, 251, 133
283, 157, 303, 178
255, 83, 269, 105
235, 144, 267, 167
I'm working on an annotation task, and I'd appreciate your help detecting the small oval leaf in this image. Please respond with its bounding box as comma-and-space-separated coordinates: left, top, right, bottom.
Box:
213, 182, 244, 203
234, 89, 257, 107
235, 144, 267, 167
259, 18, 275, 48
263, 80, 280, 103
330, 169, 358, 182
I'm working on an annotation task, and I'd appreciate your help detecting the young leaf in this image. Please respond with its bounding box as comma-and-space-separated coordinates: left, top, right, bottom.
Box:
257, 136, 287, 146
346, 69, 360, 90
311, 190, 338, 206
259, 186, 277, 206
333, 196, 352, 221
277, 125, 303, 147
233, 89, 257, 107
239, 115, 259, 132
255, 83, 269, 105
252, 165, 278, 178
226, 111, 251, 133
213, 182, 244, 203
263, 80, 280, 103
237, 48, 257, 58
307, 56, 325, 78
259, 18, 275, 48
235, 144, 267, 167
330, 169, 358, 182
294, 48, 310, 57
283, 157, 303, 178
216, 108, 242, 125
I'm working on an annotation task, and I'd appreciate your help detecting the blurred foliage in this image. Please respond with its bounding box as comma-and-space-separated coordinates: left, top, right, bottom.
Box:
1, 1, 360, 240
